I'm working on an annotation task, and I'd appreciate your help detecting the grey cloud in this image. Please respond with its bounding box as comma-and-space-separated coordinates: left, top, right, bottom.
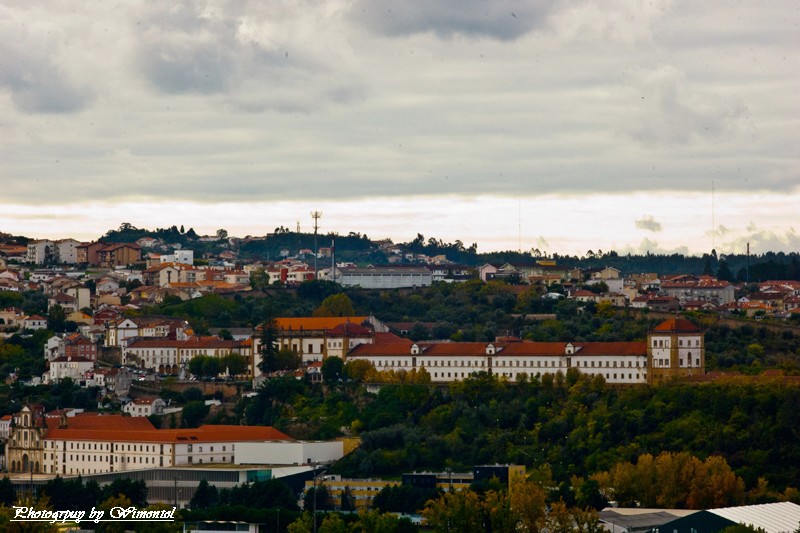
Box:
624, 65, 749, 146
136, 4, 247, 94
0, 18, 93, 113
722, 225, 800, 255
635, 215, 662, 232
351, 0, 555, 41
620, 238, 690, 256
137, 2, 319, 96
133, 2, 364, 114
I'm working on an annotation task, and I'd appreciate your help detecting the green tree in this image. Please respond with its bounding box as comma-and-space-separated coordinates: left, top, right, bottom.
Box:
47, 304, 67, 332
222, 353, 248, 377
274, 347, 302, 372
182, 401, 210, 428
340, 486, 356, 511
0, 476, 16, 506
313, 293, 355, 317
258, 310, 280, 374
201, 357, 221, 378
422, 490, 483, 532
322, 356, 345, 385
303, 485, 335, 512
318, 513, 347, 533
182, 387, 204, 403
717, 259, 735, 282
190, 479, 219, 510
100, 478, 148, 507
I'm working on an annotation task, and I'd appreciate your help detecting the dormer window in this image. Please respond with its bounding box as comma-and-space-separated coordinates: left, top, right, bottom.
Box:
486, 344, 496, 355
410, 344, 420, 355
565, 343, 574, 355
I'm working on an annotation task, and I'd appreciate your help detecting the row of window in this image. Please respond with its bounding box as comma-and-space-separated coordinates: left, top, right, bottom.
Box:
373, 358, 649, 369
429, 370, 646, 382
576, 360, 646, 369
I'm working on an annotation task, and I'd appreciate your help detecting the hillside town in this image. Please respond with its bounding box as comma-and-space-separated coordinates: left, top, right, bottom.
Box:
1, 229, 799, 531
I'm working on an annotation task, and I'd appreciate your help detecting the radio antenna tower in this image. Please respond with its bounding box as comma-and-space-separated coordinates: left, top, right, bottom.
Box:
712, 181, 716, 252
311, 211, 322, 279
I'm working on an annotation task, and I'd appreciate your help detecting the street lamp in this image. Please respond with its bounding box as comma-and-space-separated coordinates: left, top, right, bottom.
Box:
312, 464, 318, 533
311, 463, 327, 533
174, 476, 181, 508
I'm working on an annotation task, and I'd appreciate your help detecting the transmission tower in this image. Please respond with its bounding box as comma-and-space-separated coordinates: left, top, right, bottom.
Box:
311, 211, 322, 279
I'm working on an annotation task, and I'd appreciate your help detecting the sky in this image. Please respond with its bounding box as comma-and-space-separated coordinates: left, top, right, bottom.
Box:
1, 1, 798, 257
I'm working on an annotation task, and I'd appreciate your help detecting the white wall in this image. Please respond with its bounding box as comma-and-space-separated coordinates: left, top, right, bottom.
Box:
234, 441, 344, 466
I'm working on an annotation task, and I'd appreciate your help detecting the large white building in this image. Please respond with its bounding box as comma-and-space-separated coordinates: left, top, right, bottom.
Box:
337, 266, 433, 289
348, 339, 650, 385
6, 408, 293, 476
252, 316, 391, 368
124, 336, 252, 375
660, 276, 735, 306
104, 316, 191, 348
26, 240, 55, 264
347, 318, 704, 386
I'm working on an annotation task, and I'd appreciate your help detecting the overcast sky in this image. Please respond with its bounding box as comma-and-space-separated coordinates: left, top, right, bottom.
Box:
2, 1, 798, 256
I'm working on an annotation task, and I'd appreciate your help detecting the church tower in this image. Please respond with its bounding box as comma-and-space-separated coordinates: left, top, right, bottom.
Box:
647, 317, 705, 384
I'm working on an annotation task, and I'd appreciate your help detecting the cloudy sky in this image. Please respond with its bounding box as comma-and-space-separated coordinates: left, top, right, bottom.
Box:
2, 1, 798, 256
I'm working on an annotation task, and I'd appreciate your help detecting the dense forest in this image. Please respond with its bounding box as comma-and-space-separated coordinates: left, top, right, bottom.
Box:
236, 368, 800, 502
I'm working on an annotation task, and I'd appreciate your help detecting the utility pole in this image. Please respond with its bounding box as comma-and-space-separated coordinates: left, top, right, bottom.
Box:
312, 463, 318, 533
311, 211, 322, 279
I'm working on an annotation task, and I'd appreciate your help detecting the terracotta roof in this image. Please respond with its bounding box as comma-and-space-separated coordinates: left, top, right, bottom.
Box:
653, 317, 701, 333
129, 397, 162, 405
573, 290, 597, 297
328, 322, 373, 336
45, 424, 292, 443
46, 414, 155, 431
373, 332, 407, 344
348, 340, 647, 358
127, 336, 247, 350
50, 356, 94, 363
349, 341, 413, 357
574, 342, 647, 356
273, 317, 371, 332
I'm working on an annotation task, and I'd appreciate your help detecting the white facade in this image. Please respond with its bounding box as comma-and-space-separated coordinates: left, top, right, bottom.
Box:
27, 240, 55, 264
338, 267, 433, 289
24, 315, 48, 330
234, 441, 344, 466
48, 357, 95, 383
160, 250, 194, 265
123, 398, 166, 417
55, 239, 80, 264
348, 341, 650, 385
649, 333, 704, 370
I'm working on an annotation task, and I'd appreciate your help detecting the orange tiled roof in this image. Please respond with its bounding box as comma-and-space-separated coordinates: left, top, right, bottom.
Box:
328, 322, 373, 336
45, 424, 292, 443
349, 340, 648, 358
349, 341, 413, 357
373, 332, 407, 344
653, 317, 701, 332
127, 336, 247, 350
274, 317, 371, 331
46, 414, 155, 431
574, 342, 647, 356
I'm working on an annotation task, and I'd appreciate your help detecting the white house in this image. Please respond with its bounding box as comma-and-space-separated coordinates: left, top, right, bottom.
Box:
48, 356, 95, 383
123, 397, 167, 417
24, 315, 48, 330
